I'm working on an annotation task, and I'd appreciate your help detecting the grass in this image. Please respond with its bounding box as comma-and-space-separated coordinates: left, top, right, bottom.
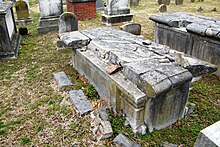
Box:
0, 0, 220, 146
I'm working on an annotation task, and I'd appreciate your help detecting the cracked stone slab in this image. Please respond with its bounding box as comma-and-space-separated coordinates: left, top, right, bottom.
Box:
53, 71, 73, 88
69, 90, 93, 115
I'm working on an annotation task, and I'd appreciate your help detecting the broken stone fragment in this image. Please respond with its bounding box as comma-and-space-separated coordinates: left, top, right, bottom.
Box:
106, 64, 122, 75
97, 121, 113, 141
53, 71, 73, 88
185, 102, 196, 115
114, 133, 141, 147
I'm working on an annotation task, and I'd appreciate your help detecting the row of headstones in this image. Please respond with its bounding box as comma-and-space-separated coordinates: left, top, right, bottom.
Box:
158, 0, 205, 5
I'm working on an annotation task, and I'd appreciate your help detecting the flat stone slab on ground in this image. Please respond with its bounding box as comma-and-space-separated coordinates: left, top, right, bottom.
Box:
194, 121, 220, 147
114, 133, 141, 147
69, 90, 93, 115
53, 71, 73, 88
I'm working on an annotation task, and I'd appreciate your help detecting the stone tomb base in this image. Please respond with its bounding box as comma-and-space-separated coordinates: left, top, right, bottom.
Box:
16, 17, 33, 25
102, 14, 133, 26
37, 16, 59, 35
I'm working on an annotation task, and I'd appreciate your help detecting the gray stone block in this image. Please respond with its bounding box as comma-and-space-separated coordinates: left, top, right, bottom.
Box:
53, 71, 73, 88
102, 14, 133, 26
69, 90, 93, 115
120, 23, 141, 35
194, 121, 220, 147
114, 133, 141, 147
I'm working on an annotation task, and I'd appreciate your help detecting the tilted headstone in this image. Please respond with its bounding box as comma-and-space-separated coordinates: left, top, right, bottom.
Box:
96, 0, 104, 11
102, 0, 133, 25
175, 0, 183, 5
194, 121, 220, 147
0, 0, 2, 3
130, 0, 140, 7
158, 0, 170, 5
15, 0, 33, 25
37, 0, 63, 35
58, 12, 78, 33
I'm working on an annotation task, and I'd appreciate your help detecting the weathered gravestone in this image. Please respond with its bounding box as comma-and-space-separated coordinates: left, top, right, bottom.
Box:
175, 0, 183, 5
102, 0, 133, 26
0, 2, 21, 59
58, 12, 78, 33
130, 0, 140, 7
0, 0, 3, 3
15, 0, 33, 25
194, 121, 220, 147
159, 4, 167, 12
96, 0, 104, 11
150, 12, 220, 75
58, 27, 217, 133
158, 0, 170, 5
37, 0, 63, 35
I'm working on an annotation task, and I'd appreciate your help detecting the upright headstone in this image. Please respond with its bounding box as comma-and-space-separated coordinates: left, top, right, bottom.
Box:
96, 0, 104, 11
158, 0, 170, 5
15, 0, 33, 25
130, 0, 140, 7
58, 12, 78, 33
0, 2, 21, 59
175, 0, 183, 5
194, 121, 220, 147
37, 0, 63, 35
159, 4, 167, 12
102, 0, 133, 26
120, 23, 141, 35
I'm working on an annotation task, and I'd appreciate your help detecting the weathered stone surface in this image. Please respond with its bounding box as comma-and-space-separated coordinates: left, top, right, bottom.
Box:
161, 141, 184, 147
58, 31, 90, 49
150, 12, 220, 74
69, 90, 93, 115
194, 121, 220, 147
120, 23, 141, 35
114, 134, 141, 147
159, 4, 167, 12
158, 0, 170, 5
102, 0, 133, 25
53, 71, 73, 87
58, 12, 78, 33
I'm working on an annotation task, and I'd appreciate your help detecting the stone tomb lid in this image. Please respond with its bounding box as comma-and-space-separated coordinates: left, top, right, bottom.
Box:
0, 2, 13, 14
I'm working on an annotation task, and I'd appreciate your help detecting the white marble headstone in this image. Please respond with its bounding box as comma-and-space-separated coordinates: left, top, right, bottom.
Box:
38, 0, 63, 17
5, 10, 14, 40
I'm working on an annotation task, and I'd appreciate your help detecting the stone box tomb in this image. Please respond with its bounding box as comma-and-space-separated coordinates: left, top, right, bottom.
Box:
37, 0, 63, 35
0, 2, 21, 59
150, 12, 220, 75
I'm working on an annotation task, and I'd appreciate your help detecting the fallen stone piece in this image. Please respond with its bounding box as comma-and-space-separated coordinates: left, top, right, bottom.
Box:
106, 64, 122, 75
194, 121, 220, 147
58, 31, 90, 49
161, 141, 184, 147
53, 71, 73, 88
114, 133, 141, 147
185, 102, 196, 115
91, 107, 113, 141
69, 90, 93, 115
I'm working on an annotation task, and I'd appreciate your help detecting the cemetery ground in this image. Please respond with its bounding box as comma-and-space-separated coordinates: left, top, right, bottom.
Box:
0, 0, 220, 146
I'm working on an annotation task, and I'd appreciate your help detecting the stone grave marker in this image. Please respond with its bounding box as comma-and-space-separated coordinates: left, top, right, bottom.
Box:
114, 134, 141, 147
175, 0, 183, 5
53, 71, 73, 88
130, 0, 140, 7
15, 0, 33, 25
158, 0, 170, 5
194, 121, 220, 147
96, 0, 104, 11
102, 0, 133, 25
159, 4, 167, 12
37, 0, 63, 35
58, 12, 78, 33
120, 23, 141, 35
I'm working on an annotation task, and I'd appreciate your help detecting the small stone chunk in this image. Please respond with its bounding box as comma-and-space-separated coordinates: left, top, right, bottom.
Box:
69, 90, 93, 115
197, 7, 203, 12
161, 141, 184, 147
114, 133, 141, 147
159, 4, 167, 12
53, 71, 73, 88
185, 102, 196, 115
106, 64, 122, 75
194, 121, 220, 147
